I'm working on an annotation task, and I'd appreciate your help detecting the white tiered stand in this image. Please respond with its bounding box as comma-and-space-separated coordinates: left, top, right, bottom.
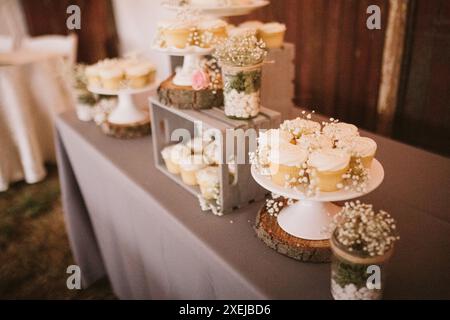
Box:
251, 159, 385, 240
88, 82, 159, 125
156, 0, 270, 87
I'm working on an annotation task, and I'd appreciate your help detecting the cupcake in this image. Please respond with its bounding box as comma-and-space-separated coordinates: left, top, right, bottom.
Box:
239, 20, 264, 30
322, 122, 359, 143
85, 64, 101, 87
198, 19, 228, 48
196, 166, 220, 200
99, 66, 124, 90
179, 155, 207, 186
259, 22, 286, 49
187, 137, 210, 154
161, 144, 191, 174
336, 136, 377, 168
257, 129, 294, 167
203, 141, 221, 165
269, 143, 308, 187
308, 148, 351, 192
159, 20, 194, 49
281, 118, 321, 139
125, 61, 156, 89
297, 133, 333, 152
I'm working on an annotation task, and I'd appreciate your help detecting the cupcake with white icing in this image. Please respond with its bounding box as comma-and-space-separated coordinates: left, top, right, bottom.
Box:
161, 144, 191, 174
297, 133, 333, 152
196, 166, 220, 200
158, 19, 195, 49
269, 143, 308, 187
85, 64, 102, 87
281, 118, 321, 139
336, 136, 377, 168
179, 155, 207, 186
203, 141, 221, 165
99, 66, 124, 90
186, 137, 210, 154
125, 61, 156, 89
308, 148, 351, 192
198, 19, 228, 48
323, 122, 359, 143
259, 22, 286, 49
257, 129, 294, 167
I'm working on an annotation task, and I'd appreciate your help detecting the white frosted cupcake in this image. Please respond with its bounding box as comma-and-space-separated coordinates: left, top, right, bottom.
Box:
203, 141, 221, 165
336, 136, 377, 168
85, 64, 102, 87
323, 122, 359, 143
99, 66, 124, 90
297, 133, 333, 152
259, 22, 286, 49
179, 155, 207, 186
161, 144, 191, 174
239, 20, 264, 30
198, 19, 228, 47
281, 118, 321, 139
125, 61, 156, 89
196, 166, 220, 200
257, 129, 294, 167
269, 143, 308, 187
159, 20, 195, 49
308, 148, 351, 192
187, 136, 212, 154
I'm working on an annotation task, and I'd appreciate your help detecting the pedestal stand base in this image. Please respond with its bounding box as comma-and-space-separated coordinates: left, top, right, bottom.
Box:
254, 198, 331, 263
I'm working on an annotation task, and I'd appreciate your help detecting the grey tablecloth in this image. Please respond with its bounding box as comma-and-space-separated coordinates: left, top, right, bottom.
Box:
55, 110, 450, 299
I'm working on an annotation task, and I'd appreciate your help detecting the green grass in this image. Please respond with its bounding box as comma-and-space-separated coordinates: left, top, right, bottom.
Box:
0, 165, 115, 299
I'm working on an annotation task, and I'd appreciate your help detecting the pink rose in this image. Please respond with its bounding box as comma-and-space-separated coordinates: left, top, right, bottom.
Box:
192, 70, 210, 90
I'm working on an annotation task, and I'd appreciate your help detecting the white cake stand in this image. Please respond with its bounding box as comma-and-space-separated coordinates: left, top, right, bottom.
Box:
153, 46, 213, 87
251, 159, 385, 240
163, 1, 270, 17
88, 82, 159, 125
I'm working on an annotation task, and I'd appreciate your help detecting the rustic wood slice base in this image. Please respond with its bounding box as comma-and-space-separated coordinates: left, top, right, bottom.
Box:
100, 118, 151, 139
157, 74, 223, 110
255, 199, 331, 263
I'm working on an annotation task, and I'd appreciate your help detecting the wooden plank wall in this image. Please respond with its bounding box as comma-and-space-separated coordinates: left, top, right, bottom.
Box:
231, 0, 389, 132
394, 0, 450, 156
20, 0, 118, 63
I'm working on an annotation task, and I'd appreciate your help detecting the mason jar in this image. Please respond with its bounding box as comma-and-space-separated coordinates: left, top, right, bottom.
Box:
330, 235, 393, 300
221, 63, 262, 119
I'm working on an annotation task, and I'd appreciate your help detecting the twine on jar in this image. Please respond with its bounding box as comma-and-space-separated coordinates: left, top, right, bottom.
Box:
330, 236, 394, 265
220, 60, 274, 73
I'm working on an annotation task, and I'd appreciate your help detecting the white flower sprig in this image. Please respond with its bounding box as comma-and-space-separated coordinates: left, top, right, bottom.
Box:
329, 201, 400, 257
213, 33, 267, 67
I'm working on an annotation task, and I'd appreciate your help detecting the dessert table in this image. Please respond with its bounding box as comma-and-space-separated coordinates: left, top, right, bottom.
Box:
55, 109, 450, 299
0, 50, 74, 191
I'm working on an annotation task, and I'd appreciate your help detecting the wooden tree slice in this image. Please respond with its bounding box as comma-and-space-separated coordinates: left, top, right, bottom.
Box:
157, 75, 223, 110
100, 118, 151, 139
255, 198, 331, 263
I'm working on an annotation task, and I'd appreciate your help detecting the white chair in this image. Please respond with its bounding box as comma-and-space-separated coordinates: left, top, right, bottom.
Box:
0, 35, 14, 53
21, 33, 78, 66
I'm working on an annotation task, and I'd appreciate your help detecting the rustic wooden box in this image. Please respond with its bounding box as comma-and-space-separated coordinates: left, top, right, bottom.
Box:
149, 97, 281, 215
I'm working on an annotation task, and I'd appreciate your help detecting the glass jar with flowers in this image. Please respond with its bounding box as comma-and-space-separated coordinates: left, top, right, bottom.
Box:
329, 201, 400, 300
213, 32, 267, 119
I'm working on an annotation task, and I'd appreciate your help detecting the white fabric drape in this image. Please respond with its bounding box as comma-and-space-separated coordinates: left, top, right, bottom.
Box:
0, 0, 28, 48
0, 56, 75, 191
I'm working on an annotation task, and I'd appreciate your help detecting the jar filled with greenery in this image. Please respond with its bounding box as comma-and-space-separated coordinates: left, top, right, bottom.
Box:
329, 201, 399, 300
213, 32, 267, 119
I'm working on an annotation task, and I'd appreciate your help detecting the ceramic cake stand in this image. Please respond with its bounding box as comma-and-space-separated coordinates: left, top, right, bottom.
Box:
153, 46, 213, 87
88, 82, 159, 138
163, 1, 270, 17
251, 160, 384, 262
